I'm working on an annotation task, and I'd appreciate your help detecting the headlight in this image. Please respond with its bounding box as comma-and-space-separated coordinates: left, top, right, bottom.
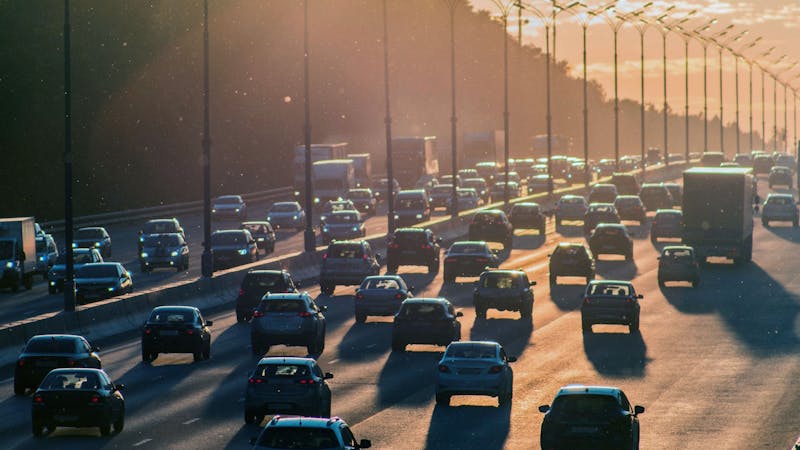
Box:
139, 236, 145, 242
170, 251, 179, 257
140, 252, 149, 258
314, 198, 320, 204
394, 214, 400, 220
107, 287, 116, 292
95, 241, 102, 247
212, 208, 217, 213
71, 242, 77, 248
238, 249, 248, 255
39, 256, 46, 261
323, 227, 330, 233
364, 205, 370, 209
5, 261, 15, 269
235, 208, 240, 212
352, 226, 359, 232
292, 215, 298, 220
257, 237, 264, 242
416, 214, 423, 219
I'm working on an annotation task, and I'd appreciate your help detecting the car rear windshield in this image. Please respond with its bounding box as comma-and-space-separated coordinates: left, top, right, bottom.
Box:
449, 243, 485, 254
656, 213, 681, 222
587, 283, 631, 296
270, 204, 298, 213
432, 186, 452, 194
473, 213, 503, 224
143, 221, 178, 234
75, 229, 104, 239
41, 371, 101, 390
767, 196, 793, 205
481, 274, 520, 288
513, 205, 538, 214
445, 343, 496, 359
560, 197, 584, 204
554, 245, 586, 257
361, 278, 401, 290
397, 198, 424, 209
36, 240, 48, 252
261, 299, 306, 313
328, 244, 363, 259
75, 265, 118, 278
254, 364, 310, 378
597, 227, 623, 236
663, 248, 694, 259
55, 252, 95, 265
149, 309, 194, 323
25, 337, 78, 353
399, 303, 444, 318
348, 190, 371, 199
216, 196, 241, 204
551, 395, 621, 420
143, 235, 182, 247
393, 231, 426, 244
615, 197, 640, 206
211, 232, 247, 245
462, 179, 485, 188
244, 274, 286, 291
0, 241, 14, 259
324, 202, 351, 213
242, 224, 270, 234
257, 427, 338, 449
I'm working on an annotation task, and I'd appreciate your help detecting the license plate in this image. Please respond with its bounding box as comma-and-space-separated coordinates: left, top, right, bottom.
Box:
36, 361, 57, 367
402, 250, 415, 255
159, 330, 179, 336
54, 415, 78, 422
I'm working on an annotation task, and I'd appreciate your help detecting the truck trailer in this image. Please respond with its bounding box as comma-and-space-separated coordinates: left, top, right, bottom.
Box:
0, 217, 37, 291
391, 136, 439, 188
312, 159, 356, 207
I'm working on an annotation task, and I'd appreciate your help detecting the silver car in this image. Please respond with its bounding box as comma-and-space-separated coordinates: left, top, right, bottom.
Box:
555, 194, 589, 224
762, 193, 799, 227
435, 341, 516, 406
354, 275, 413, 323
320, 210, 366, 245
266, 202, 306, 231
212, 194, 246, 220
35, 234, 58, 277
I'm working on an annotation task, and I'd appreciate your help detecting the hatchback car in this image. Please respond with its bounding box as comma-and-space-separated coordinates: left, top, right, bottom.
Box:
443, 241, 500, 283
435, 341, 516, 407
610, 173, 640, 195
549, 243, 595, 285
236, 269, 298, 323
319, 240, 381, 295
141, 306, 213, 362
588, 223, 633, 260
373, 178, 401, 203
240, 221, 276, 253
639, 183, 673, 211
468, 209, 514, 249
613, 195, 646, 224
753, 154, 774, 174
47, 248, 103, 294
527, 174, 553, 194
35, 234, 58, 277
320, 199, 358, 223
15, 334, 101, 396
74, 262, 133, 304
394, 190, 431, 227
391, 298, 462, 351
429, 184, 455, 211
138, 218, 184, 252
210, 229, 258, 269
354, 275, 413, 323
386, 227, 441, 274
555, 195, 589, 225
452, 187, 481, 210
249, 416, 371, 450
539, 385, 644, 450
244, 357, 333, 424
212, 194, 247, 220
509, 202, 546, 235
768, 166, 793, 188
266, 202, 306, 231
139, 233, 189, 272
473, 269, 535, 319
250, 292, 327, 355
775, 154, 796, 173
32, 368, 125, 437
73, 227, 112, 258
658, 245, 700, 288
588, 183, 618, 204
581, 280, 642, 333
761, 193, 799, 226
650, 209, 683, 242
346, 187, 377, 217
320, 210, 366, 245
490, 181, 521, 200
583, 203, 621, 235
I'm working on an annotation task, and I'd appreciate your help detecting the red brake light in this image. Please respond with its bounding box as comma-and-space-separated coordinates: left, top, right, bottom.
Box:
583, 297, 590, 304
238, 289, 244, 297
90, 395, 101, 404
67, 359, 75, 367
253, 310, 265, 318
248, 377, 264, 384
445, 257, 456, 263
362, 254, 368, 260
356, 293, 364, 300
33, 395, 44, 404
625, 297, 633, 304
390, 243, 400, 249
17, 360, 25, 367
489, 365, 503, 374
185, 329, 194, 335
395, 293, 404, 300
298, 378, 316, 385
422, 244, 431, 249
438, 364, 450, 373
475, 257, 489, 263
144, 328, 152, 335
322, 253, 328, 260
298, 311, 312, 318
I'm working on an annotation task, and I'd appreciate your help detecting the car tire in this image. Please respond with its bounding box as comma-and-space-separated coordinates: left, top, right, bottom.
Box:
141, 346, 156, 363
498, 390, 512, 407
794, 218, 799, 228
391, 339, 405, 352
113, 411, 125, 433
586, 271, 595, 282
244, 408, 263, 425
520, 301, 533, 319
236, 311, 246, 323
582, 317, 592, 333
629, 315, 640, 333
23, 274, 33, 290
475, 304, 487, 319
32, 419, 44, 437
202, 341, 211, 360
387, 264, 398, 273
435, 393, 451, 406
13, 378, 25, 396
539, 226, 546, 236
48, 285, 56, 295
625, 251, 633, 261
650, 234, 657, 244
549, 273, 557, 285
762, 218, 769, 227
193, 348, 204, 362
100, 421, 112, 436
556, 218, 562, 227
355, 313, 367, 324
658, 277, 665, 288
308, 337, 324, 355
692, 279, 700, 288
428, 262, 438, 274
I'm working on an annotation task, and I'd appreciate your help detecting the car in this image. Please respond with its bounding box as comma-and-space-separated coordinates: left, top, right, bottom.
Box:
700, 151, 726, 166
393, 189, 431, 227
435, 341, 516, 406
548, 242, 594, 285
475, 161, 499, 183
244, 357, 333, 424
74, 262, 133, 304
15, 334, 102, 396
73, 226, 112, 258
415, 174, 439, 195
240, 221, 276, 253
346, 187, 377, 217
139, 233, 189, 272
651, 209, 683, 242
768, 166, 793, 188
251, 292, 327, 355
596, 159, 616, 177
34, 233, 58, 278
720, 161, 741, 168
753, 154, 774, 175
443, 241, 500, 283
461, 177, 489, 203
588, 223, 633, 260
588, 183, 618, 204
450, 187, 481, 210
581, 280, 642, 333
733, 153, 753, 166
138, 218, 184, 252
320, 199, 358, 223
583, 203, 621, 235
266, 201, 306, 231
439, 175, 461, 188
610, 172, 640, 195
47, 248, 103, 294
497, 171, 521, 185
31, 368, 125, 437
762, 193, 799, 227
386, 227, 441, 274
555, 195, 589, 225
539, 385, 644, 450
354, 275, 413, 323
141, 306, 213, 362
775, 154, 796, 173
391, 298, 462, 351
320, 210, 366, 245
319, 240, 381, 295
210, 229, 258, 269
457, 168, 479, 180
490, 180, 521, 200
373, 177, 401, 203
613, 195, 646, 224
663, 182, 683, 206
639, 183, 673, 211
212, 194, 247, 220
236, 269, 299, 323
526, 174, 553, 194
658, 245, 700, 287
568, 162, 593, 184
473, 269, 536, 319
468, 209, 514, 249
249, 416, 371, 450
509, 202, 546, 235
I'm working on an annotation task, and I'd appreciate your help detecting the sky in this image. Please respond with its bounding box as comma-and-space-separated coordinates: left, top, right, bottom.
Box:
471, 0, 800, 144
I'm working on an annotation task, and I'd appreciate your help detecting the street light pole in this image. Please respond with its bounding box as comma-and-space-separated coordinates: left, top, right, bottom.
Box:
712, 30, 746, 156
749, 60, 754, 151
444, 0, 459, 220
382, 0, 396, 234
758, 47, 775, 150
200, 0, 214, 276
63, 0, 75, 311
302, 0, 316, 253
732, 37, 762, 155
685, 37, 690, 161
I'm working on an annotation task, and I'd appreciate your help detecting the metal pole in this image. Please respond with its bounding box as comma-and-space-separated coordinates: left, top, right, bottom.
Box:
551, 6, 557, 64
63, 0, 75, 311
503, 14, 510, 206
784, 82, 788, 153
774, 75, 778, 152
749, 62, 753, 151
685, 38, 690, 161
640, 30, 646, 178
582, 24, 589, 187
200, 0, 214, 277
662, 32, 668, 167
302, 0, 316, 253
382, 0, 395, 233
517, 3, 523, 46
719, 48, 724, 154
735, 56, 740, 155
546, 24, 553, 195
703, 44, 708, 153
449, 4, 458, 220
762, 68, 766, 150
613, 28, 619, 170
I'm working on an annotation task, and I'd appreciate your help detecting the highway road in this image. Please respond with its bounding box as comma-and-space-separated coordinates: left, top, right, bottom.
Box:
0, 176, 797, 449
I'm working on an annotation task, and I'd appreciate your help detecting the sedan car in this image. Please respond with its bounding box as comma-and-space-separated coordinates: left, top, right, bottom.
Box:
250, 292, 327, 355
73, 227, 112, 258
658, 245, 700, 288
639, 183, 673, 211
210, 229, 258, 269
549, 243, 595, 285
32, 368, 125, 437
468, 209, 514, 249
15, 334, 101, 396
138, 218, 184, 252
450, 187, 480, 210
582, 280, 641, 333
240, 221, 276, 253
461, 177, 489, 203
354, 275, 413, 323
651, 209, 683, 242
266, 201, 306, 231
588, 223, 633, 260
141, 306, 213, 362
490, 181, 521, 201
526, 174, 553, 195
346, 187, 377, 216
429, 184, 455, 211
212, 194, 247, 220
443, 241, 500, 283
48, 248, 103, 294
74, 262, 133, 304
587, 183, 618, 204
509, 202, 546, 235
249, 416, 371, 450
391, 298, 462, 351
762, 193, 799, 226
768, 166, 793, 188
235, 269, 298, 323
139, 233, 189, 272
613, 195, 646, 224
435, 341, 516, 407
35, 233, 59, 278
554, 195, 589, 225
320, 199, 358, 223
320, 210, 366, 245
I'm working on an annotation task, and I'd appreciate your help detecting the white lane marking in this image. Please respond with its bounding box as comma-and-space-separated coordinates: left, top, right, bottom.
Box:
328, 359, 339, 364
182, 418, 200, 425
133, 438, 152, 447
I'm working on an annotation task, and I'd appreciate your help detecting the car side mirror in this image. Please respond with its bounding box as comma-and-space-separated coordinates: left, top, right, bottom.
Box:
538, 404, 550, 413
206, 320, 214, 327
507, 356, 517, 363
530, 281, 537, 286
324, 372, 334, 379
115, 383, 126, 391
359, 439, 372, 449
634, 405, 645, 415
456, 311, 464, 317
637, 294, 644, 299
249, 437, 257, 445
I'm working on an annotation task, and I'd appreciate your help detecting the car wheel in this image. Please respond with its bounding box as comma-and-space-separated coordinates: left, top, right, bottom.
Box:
629, 315, 640, 333
762, 218, 769, 227
435, 393, 451, 406
428, 262, 438, 274
355, 313, 367, 324
203, 341, 211, 360
113, 410, 125, 433
556, 218, 562, 227
625, 251, 633, 261
141, 346, 155, 363
244, 408, 263, 425
692, 279, 700, 288
32, 419, 44, 437
582, 317, 592, 333
23, 275, 33, 290
539, 226, 546, 236
100, 421, 112, 436
193, 347, 204, 362
586, 271, 595, 282
475, 304, 487, 319
658, 277, 665, 288
13, 378, 25, 396
520, 301, 533, 319
236, 311, 246, 323
387, 264, 398, 273
650, 235, 657, 244
498, 390, 512, 407
391, 339, 405, 352
443, 271, 454, 283
549, 274, 557, 285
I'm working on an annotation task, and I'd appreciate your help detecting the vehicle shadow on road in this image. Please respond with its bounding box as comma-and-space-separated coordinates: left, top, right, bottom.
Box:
549, 284, 585, 310
761, 224, 800, 243
624, 223, 650, 240
437, 280, 478, 308
424, 403, 510, 450
582, 330, 648, 377
595, 259, 638, 281
469, 316, 533, 358
376, 350, 442, 407
660, 283, 717, 314
512, 232, 546, 250
336, 321, 393, 362
555, 223, 584, 238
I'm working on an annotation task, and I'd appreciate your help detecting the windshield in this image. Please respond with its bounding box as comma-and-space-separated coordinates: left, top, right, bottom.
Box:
554, 245, 586, 257
473, 212, 503, 224
242, 224, 269, 234
76, 264, 119, 278
41, 371, 101, 390
211, 232, 248, 245
445, 343, 496, 359
143, 221, 178, 234
432, 186, 452, 195
561, 197, 584, 205
148, 309, 194, 323
462, 179, 485, 188
449, 243, 485, 254
270, 203, 298, 213
399, 302, 444, 318
393, 231, 426, 244
664, 248, 694, 259
143, 235, 182, 247
551, 395, 621, 421
398, 198, 424, 209
75, 229, 104, 239
261, 299, 306, 313
54, 252, 94, 265
326, 213, 359, 224
482, 274, 520, 288
656, 213, 681, 223
324, 202, 352, 213
328, 244, 363, 259
348, 190, 371, 199
588, 283, 631, 296
256, 427, 338, 449
215, 196, 241, 204
36, 240, 47, 252
767, 196, 793, 205
361, 277, 402, 290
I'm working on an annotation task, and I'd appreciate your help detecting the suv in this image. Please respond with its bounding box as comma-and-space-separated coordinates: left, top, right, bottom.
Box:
72, 227, 112, 258
588, 183, 618, 204
700, 151, 726, 166
761, 193, 799, 227
468, 210, 514, 249
244, 358, 333, 424
473, 269, 536, 319
250, 292, 327, 355
392, 298, 462, 351
650, 209, 683, 242
548, 243, 594, 285
250, 416, 371, 450
610, 173, 640, 195
768, 166, 793, 188
139, 218, 184, 252
639, 183, 673, 211
583, 203, 621, 235
509, 202, 546, 235
539, 385, 644, 450
319, 240, 381, 295
235, 269, 298, 322
581, 280, 642, 333
394, 190, 431, 227
658, 245, 700, 287
588, 223, 633, 260
386, 228, 441, 274
613, 195, 646, 224
354, 275, 413, 323
555, 195, 589, 225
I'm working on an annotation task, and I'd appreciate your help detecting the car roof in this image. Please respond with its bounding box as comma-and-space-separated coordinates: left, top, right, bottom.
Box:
328, 240, 366, 246
348, 188, 371, 193
513, 202, 540, 208
476, 209, 504, 215
560, 194, 583, 200
147, 218, 177, 224
401, 297, 451, 305
556, 385, 622, 398
588, 279, 633, 287
242, 221, 270, 225
216, 195, 242, 200
77, 226, 105, 232
766, 193, 794, 199
247, 269, 287, 275
557, 242, 585, 248
82, 262, 122, 269
212, 229, 247, 235
451, 240, 487, 246
362, 275, 404, 282
595, 223, 626, 229
257, 356, 315, 366
395, 227, 426, 233
272, 201, 299, 207
329, 210, 360, 216
662, 245, 694, 252
151, 305, 200, 313
615, 195, 640, 200
266, 416, 349, 429
481, 269, 524, 276
71, 248, 95, 254
46, 367, 107, 376
262, 293, 309, 301
655, 209, 682, 215
29, 334, 82, 342
591, 183, 616, 189
397, 189, 425, 196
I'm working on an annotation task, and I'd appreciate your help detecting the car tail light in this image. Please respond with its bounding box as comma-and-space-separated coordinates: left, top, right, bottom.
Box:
144, 328, 152, 335
625, 297, 633, 304
445, 257, 456, 263
583, 297, 591, 304
475, 257, 489, 263
248, 377, 264, 385
90, 395, 101, 404
17, 359, 25, 367
253, 310, 265, 318
298, 311, 312, 318
395, 293, 404, 300
322, 253, 328, 260
489, 365, 503, 374
438, 364, 450, 373
297, 378, 316, 385
184, 329, 195, 335
238, 289, 244, 297
355, 293, 364, 300
362, 254, 368, 260
67, 359, 75, 367
33, 395, 44, 404
422, 244, 431, 250
389, 243, 400, 249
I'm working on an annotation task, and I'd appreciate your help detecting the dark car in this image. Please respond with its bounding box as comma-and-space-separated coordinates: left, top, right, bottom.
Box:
613, 195, 646, 224
139, 233, 189, 272
549, 243, 595, 285
240, 221, 276, 253
250, 292, 327, 355
394, 189, 431, 227
266, 201, 306, 231
658, 245, 700, 287
663, 182, 683, 206
435, 341, 516, 407
475, 161, 499, 183
74, 262, 133, 304
583, 203, 621, 235
319, 240, 381, 295
473, 269, 536, 319
386, 227, 441, 274
212, 194, 247, 220
588, 223, 633, 260
443, 241, 500, 283
354, 275, 413, 323
210, 229, 258, 269
236, 269, 298, 323
347, 187, 377, 217
141, 306, 212, 362
138, 218, 184, 252
555, 195, 589, 225
15, 334, 101, 396
47, 248, 103, 294
581, 280, 641, 333
462, 177, 489, 203
753, 154, 774, 175
509, 202, 546, 235
651, 209, 683, 242
320, 199, 358, 223
639, 183, 673, 211
700, 151, 726, 167
539, 385, 644, 450
72, 227, 112, 258
373, 178, 401, 203
320, 210, 366, 245
768, 166, 793, 188
249, 417, 371, 450
391, 298, 462, 351
588, 183, 618, 204
610, 173, 640, 195
762, 193, 799, 226
244, 357, 333, 424
468, 209, 514, 249
429, 184, 455, 211
32, 368, 125, 437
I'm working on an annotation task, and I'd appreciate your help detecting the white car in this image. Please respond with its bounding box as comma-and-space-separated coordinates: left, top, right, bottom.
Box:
212, 195, 247, 220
